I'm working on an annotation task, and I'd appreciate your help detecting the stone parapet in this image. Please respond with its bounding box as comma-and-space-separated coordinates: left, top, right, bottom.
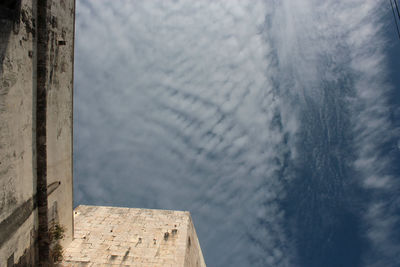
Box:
59, 205, 206, 267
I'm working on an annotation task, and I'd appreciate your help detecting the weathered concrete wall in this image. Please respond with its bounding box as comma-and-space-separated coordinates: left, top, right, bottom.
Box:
0, 1, 38, 265
0, 0, 75, 265
59, 205, 206, 267
46, 0, 75, 249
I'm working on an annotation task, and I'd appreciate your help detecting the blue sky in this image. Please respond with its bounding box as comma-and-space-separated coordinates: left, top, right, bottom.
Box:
73, 1, 400, 266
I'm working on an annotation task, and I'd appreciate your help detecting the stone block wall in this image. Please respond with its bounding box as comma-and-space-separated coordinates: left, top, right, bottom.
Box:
59, 205, 206, 267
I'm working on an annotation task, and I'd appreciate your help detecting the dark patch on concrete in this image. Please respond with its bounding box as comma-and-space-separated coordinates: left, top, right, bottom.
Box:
0, 197, 35, 247
75, 262, 90, 266
0, 164, 15, 178
57, 127, 62, 139
172, 229, 178, 235
5, 241, 38, 266
0, 181, 18, 218
60, 61, 67, 73
155, 247, 161, 257
122, 247, 131, 262
164, 232, 169, 241
0, 78, 11, 102
0, 0, 21, 76
50, 16, 57, 29
0, 68, 17, 113
20, 8, 36, 37
135, 237, 142, 247
49, 200, 58, 224
7, 253, 13, 267
109, 255, 118, 261
60, 0, 66, 11
0, 183, 60, 248
0, 1, 21, 18
48, 30, 57, 86
188, 237, 191, 248
14, 240, 38, 267
0, 0, 21, 31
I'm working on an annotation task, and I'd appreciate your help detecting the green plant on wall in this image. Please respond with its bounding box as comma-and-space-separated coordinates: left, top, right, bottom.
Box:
49, 222, 65, 262
50, 223, 65, 241
51, 243, 64, 262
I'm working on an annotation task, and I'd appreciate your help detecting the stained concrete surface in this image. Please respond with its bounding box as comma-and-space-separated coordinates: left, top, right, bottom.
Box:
0, 0, 75, 265
0, 2, 39, 264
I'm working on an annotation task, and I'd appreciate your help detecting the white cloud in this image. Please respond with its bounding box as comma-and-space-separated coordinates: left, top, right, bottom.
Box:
74, 0, 400, 266
267, 0, 400, 265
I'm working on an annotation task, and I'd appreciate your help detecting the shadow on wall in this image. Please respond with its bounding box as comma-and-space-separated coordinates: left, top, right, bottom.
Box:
0, 0, 22, 110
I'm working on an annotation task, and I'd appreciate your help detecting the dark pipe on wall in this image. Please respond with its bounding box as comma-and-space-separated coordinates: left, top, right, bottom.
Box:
36, 0, 50, 265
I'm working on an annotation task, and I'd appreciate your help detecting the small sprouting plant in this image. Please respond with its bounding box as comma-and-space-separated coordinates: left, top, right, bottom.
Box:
49, 222, 65, 241
49, 222, 66, 262
51, 243, 64, 262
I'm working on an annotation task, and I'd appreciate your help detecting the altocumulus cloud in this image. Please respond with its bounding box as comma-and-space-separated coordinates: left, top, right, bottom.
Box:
268, 1, 400, 266
74, 0, 400, 266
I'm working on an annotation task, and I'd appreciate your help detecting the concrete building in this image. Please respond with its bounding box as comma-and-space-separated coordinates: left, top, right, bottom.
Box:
59, 205, 205, 267
0, 1, 205, 266
1, 0, 75, 265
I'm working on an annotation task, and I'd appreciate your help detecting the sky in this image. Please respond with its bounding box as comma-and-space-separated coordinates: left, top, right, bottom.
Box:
73, 1, 400, 266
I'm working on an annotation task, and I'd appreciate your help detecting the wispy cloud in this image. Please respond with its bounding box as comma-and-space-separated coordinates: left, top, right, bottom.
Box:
74, 1, 291, 265
268, 0, 400, 265
74, 0, 399, 266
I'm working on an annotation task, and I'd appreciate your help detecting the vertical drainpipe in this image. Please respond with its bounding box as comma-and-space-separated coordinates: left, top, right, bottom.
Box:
71, 0, 76, 240
36, 0, 50, 265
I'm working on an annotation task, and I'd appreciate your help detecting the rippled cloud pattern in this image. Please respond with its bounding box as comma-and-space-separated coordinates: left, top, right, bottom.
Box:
74, 1, 400, 266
